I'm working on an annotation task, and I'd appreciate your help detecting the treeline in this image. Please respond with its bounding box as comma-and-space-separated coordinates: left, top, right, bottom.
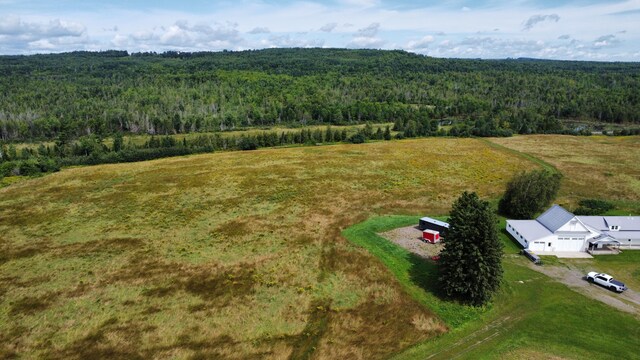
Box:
1, 48, 639, 142
0, 125, 394, 179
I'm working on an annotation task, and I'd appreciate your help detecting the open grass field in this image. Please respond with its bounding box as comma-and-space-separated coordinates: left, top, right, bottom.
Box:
1, 135, 639, 359
490, 135, 640, 210
0, 138, 531, 359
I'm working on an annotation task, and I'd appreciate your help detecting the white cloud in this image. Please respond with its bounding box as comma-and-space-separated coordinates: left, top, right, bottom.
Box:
319, 22, 338, 32
160, 23, 191, 46
105, 20, 245, 51
347, 22, 384, 48
356, 22, 380, 38
266, 34, 324, 48
0, 16, 88, 52
340, 0, 379, 8
248, 26, 270, 34
28, 38, 56, 50
593, 34, 619, 47
348, 36, 385, 48
406, 35, 434, 50
0, 0, 639, 60
110, 33, 129, 47
522, 14, 560, 31
0, 16, 85, 39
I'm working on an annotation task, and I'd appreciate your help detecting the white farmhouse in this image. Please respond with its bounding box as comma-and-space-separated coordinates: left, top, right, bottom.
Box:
506, 205, 640, 253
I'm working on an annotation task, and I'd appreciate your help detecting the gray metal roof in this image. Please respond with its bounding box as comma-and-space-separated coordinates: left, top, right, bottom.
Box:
578, 216, 640, 231
576, 216, 608, 231
605, 231, 640, 241
536, 205, 575, 232
507, 220, 552, 241
603, 217, 640, 230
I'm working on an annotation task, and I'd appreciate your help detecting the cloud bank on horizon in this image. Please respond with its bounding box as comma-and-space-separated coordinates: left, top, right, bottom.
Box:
0, 0, 638, 61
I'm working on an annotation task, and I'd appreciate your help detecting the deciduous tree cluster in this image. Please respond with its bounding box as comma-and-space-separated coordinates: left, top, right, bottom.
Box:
498, 170, 563, 219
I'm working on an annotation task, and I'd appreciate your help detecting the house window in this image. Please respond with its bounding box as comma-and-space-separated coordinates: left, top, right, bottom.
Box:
548, 242, 552, 247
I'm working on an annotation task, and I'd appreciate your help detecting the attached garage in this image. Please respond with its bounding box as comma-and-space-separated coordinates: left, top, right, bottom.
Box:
554, 237, 585, 252
530, 241, 546, 252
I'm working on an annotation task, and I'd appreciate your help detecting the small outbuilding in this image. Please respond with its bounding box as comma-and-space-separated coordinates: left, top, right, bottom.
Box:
422, 229, 441, 244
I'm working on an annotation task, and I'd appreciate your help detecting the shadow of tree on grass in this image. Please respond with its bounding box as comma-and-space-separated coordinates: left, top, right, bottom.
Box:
406, 252, 447, 300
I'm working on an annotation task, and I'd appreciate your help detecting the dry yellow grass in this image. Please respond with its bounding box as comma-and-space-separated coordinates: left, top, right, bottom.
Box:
1, 138, 535, 358
490, 135, 640, 206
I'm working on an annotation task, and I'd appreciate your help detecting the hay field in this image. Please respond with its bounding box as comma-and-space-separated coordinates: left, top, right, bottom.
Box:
490, 135, 640, 206
0, 138, 529, 359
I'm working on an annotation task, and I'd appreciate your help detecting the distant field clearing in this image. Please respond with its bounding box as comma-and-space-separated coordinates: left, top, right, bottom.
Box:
490, 135, 640, 204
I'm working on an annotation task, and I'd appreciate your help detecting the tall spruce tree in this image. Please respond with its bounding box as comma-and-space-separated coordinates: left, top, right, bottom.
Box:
498, 170, 562, 219
439, 191, 503, 306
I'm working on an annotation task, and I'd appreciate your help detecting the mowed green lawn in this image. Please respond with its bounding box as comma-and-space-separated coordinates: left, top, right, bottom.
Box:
343, 216, 640, 360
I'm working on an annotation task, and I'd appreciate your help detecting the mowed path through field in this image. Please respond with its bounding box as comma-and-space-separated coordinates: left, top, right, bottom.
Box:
0, 139, 532, 359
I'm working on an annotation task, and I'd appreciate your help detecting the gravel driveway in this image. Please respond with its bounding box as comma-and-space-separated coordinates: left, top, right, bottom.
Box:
379, 225, 444, 259
524, 262, 640, 315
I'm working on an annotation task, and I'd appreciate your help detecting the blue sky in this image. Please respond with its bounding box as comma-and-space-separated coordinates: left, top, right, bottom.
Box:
0, 0, 638, 60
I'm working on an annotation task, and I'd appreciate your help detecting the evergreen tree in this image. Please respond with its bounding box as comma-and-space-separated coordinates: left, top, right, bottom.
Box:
37, 144, 48, 157
384, 126, 392, 140
113, 132, 124, 152
439, 191, 503, 306
8, 144, 17, 160
375, 127, 383, 140
404, 120, 418, 138
325, 126, 334, 142
498, 170, 562, 219
363, 123, 374, 139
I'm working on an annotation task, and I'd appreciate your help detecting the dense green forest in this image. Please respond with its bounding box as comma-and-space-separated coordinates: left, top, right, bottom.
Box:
1, 48, 639, 142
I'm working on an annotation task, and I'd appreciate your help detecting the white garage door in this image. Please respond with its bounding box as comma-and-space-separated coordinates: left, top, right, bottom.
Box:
530, 241, 546, 252
555, 237, 584, 252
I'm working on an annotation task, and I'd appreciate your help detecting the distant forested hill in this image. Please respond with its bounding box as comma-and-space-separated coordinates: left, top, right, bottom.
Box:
1, 48, 639, 141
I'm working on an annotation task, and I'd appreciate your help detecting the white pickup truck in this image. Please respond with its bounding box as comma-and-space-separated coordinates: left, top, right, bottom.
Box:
586, 272, 628, 293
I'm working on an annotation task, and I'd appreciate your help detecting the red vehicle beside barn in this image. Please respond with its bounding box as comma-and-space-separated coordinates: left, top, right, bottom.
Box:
422, 229, 441, 244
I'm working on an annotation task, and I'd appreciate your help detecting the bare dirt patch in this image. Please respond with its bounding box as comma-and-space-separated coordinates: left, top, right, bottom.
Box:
379, 225, 444, 259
